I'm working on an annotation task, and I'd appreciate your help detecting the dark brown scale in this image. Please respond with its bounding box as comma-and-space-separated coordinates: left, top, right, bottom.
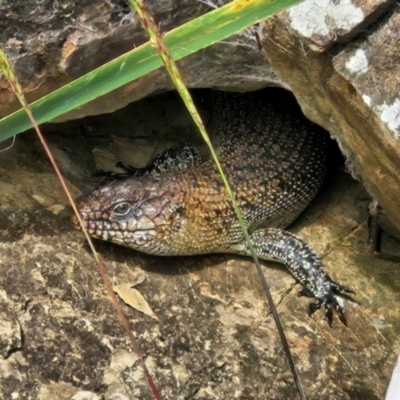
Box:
73, 89, 354, 325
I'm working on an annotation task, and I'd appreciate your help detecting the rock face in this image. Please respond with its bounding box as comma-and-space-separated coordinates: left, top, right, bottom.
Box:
1, 1, 400, 399
1, 91, 400, 399
262, 0, 400, 234
0, 0, 279, 120
1, 0, 399, 235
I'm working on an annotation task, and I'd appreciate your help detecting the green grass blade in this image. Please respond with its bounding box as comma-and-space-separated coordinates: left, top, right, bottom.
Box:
0, 0, 301, 142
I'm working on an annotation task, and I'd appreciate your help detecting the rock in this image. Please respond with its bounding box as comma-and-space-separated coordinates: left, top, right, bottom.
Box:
1, 1, 400, 397
0, 0, 279, 121
0, 290, 22, 359
1, 0, 399, 236
1, 89, 400, 399
70, 391, 102, 400
262, 0, 400, 234
37, 382, 77, 400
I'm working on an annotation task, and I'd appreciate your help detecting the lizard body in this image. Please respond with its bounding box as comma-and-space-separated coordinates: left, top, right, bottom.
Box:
73, 89, 353, 324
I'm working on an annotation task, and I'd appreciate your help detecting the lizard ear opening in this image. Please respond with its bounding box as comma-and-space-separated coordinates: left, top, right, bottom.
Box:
112, 202, 131, 216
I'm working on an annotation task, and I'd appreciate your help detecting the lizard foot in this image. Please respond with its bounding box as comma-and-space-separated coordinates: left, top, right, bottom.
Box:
298, 283, 355, 327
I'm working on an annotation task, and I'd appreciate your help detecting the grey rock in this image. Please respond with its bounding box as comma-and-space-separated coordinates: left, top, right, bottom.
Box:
0, 290, 22, 358
262, 0, 400, 235
70, 391, 102, 400
0, 0, 279, 121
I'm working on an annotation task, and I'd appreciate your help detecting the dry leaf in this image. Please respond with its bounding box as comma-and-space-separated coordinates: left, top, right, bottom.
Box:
113, 284, 157, 320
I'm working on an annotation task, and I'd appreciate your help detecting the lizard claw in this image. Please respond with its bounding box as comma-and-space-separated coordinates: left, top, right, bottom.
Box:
299, 281, 355, 327
330, 281, 355, 296
307, 296, 346, 327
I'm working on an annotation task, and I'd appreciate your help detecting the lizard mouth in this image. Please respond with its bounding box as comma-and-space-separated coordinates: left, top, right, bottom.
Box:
71, 211, 111, 241
71, 204, 155, 246
71, 203, 102, 236
71, 202, 91, 231
71, 204, 144, 245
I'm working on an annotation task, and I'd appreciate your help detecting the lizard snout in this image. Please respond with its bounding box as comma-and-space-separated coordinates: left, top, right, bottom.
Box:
71, 201, 89, 231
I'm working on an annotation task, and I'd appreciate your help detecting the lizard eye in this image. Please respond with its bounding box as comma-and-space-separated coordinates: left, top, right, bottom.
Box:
112, 202, 131, 216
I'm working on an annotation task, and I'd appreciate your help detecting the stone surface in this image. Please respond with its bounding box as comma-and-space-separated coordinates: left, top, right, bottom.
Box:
1, 0, 399, 237
1, 1, 400, 398
262, 1, 400, 235
285, 0, 393, 50
0, 0, 279, 121
0, 89, 400, 399
70, 391, 102, 400
0, 290, 22, 358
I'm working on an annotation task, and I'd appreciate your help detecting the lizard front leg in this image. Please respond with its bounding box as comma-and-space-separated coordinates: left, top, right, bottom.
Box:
237, 228, 355, 326
94, 142, 202, 179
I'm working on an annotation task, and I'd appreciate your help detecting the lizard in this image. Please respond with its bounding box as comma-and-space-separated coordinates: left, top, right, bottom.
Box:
72, 88, 354, 325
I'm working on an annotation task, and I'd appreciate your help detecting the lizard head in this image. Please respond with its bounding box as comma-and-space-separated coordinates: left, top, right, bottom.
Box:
72, 178, 179, 253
